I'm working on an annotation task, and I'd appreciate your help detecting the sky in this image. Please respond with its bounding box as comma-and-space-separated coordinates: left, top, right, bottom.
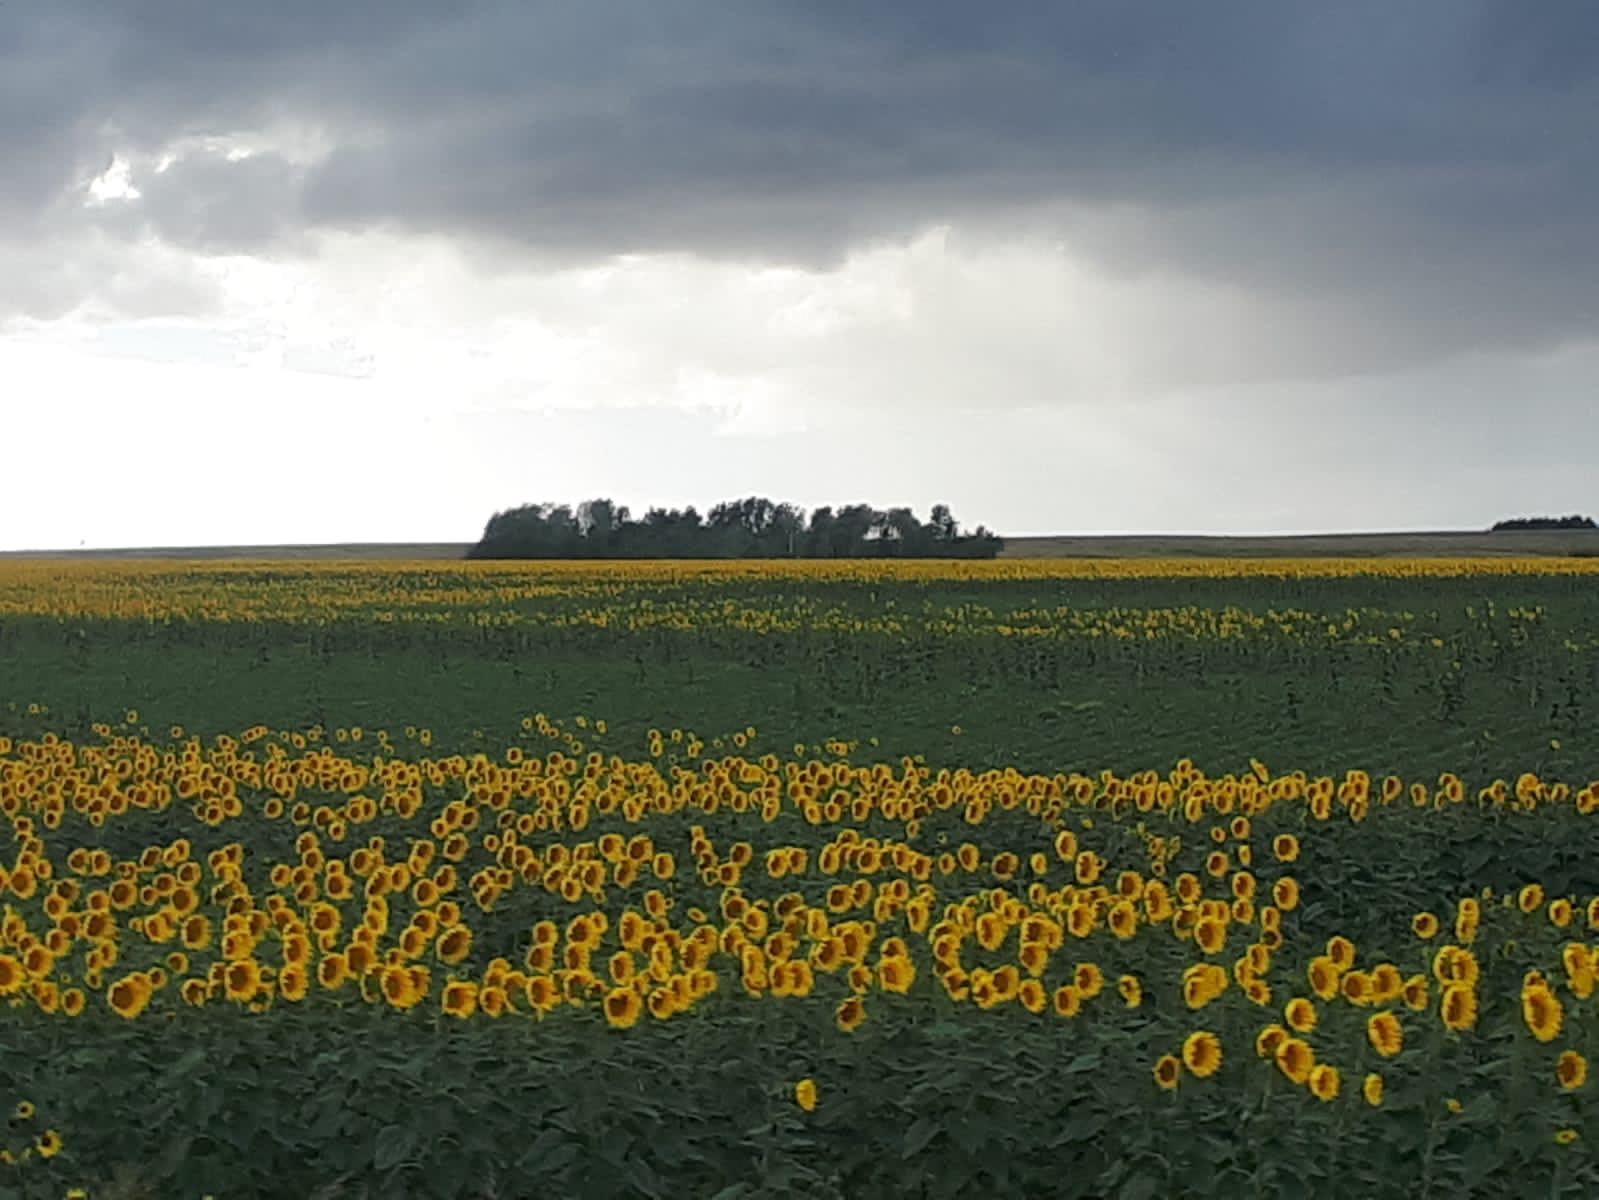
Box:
2, 2, 1597, 549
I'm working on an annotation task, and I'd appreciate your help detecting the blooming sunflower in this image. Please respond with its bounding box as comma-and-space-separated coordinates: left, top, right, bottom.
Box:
1558, 1050, 1588, 1090
1307, 956, 1341, 1001
107, 972, 153, 1020
1182, 1031, 1223, 1079
1308, 1064, 1341, 1102
1255, 1024, 1288, 1059
835, 995, 866, 1032
223, 958, 262, 1003
1271, 877, 1300, 911
1284, 997, 1318, 1033
1367, 1011, 1404, 1058
1441, 984, 1478, 1032
1275, 1037, 1315, 1084
1117, 975, 1142, 1008
1523, 984, 1564, 1043
1053, 984, 1084, 1017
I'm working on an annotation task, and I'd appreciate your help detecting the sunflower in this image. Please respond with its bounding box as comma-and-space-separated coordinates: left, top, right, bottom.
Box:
1283, 997, 1318, 1033
279, 965, 310, 1003
1053, 984, 1084, 1017
602, 986, 642, 1030
1018, 979, 1047, 1014
1307, 956, 1341, 1001
1182, 1031, 1223, 1079
35, 1129, 62, 1158
835, 995, 867, 1032
317, 953, 350, 990
1275, 1037, 1315, 1084
223, 959, 262, 1003
794, 1078, 818, 1112
1271, 877, 1300, 912
1523, 984, 1564, 1043
1272, 834, 1300, 863
878, 956, 915, 994
436, 926, 473, 966
380, 965, 420, 1010
1108, 902, 1139, 941
1362, 1073, 1384, 1106
1321, 935, 1355, 970
1518, 883, 1546, 914
442, 980, 479, 1019
1411, 912, 1439, 939
1117, 975, 1142, 1008
1191, 963, 1229, 1005
1194, 917, 1227, 956
178, 913, 214, 951
1255, 1024, 1288, 1059
1558, 1050, 1588, 1090
107, 972, 152, 1020
1370, 963, 1403, 1003
1556, 1129, 1580, 1146
1367, 1011, 1404, 1058
1074, 963, 1105, 998
1440, 984, 1478, 1032
1152, 1054, 1181, 1091
1340, 971, 1375, 1006
1308, 1064, 1341, 1102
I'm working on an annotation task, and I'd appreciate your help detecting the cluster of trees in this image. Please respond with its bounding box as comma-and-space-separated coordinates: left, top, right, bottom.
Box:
1491, 515, 1598, 531
468, 498, 1004, 559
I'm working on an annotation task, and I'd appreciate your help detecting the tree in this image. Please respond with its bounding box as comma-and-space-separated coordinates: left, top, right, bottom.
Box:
468, 497, 1002, 559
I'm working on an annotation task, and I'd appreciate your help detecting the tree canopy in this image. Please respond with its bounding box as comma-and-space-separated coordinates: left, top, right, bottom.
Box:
1490, 515, 1597, 531
467, 498, 1003, 559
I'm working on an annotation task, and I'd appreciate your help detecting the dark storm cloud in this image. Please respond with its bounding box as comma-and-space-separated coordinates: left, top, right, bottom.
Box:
2, 0, 1597, 375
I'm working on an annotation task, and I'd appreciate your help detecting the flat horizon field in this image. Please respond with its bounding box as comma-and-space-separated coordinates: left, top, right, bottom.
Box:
4, 527, 1599, 561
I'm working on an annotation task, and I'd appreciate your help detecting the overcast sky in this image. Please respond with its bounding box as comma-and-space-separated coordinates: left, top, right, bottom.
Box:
2, 1, 1597, 548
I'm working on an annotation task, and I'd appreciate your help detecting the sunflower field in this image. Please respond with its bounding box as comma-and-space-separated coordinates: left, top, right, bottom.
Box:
1, 557, 1599, 1197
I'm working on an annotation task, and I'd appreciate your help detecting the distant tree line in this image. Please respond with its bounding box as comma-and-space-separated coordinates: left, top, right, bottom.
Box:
468, 498, 1004, 559
1491, 515, 1598, 531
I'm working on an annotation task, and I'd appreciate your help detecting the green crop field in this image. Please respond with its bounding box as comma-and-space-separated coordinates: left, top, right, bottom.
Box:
0, 557, 1597, 1197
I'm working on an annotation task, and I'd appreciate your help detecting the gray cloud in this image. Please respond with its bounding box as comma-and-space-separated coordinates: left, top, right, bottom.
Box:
2, 0, 1597, 380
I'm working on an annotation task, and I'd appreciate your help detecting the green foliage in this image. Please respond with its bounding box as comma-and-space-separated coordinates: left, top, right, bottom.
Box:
4, 567, 1599, 1195
468, 497, 1003, 558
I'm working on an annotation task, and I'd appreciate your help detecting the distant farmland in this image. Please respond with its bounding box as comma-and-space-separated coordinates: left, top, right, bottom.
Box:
3, 529, 1598, 560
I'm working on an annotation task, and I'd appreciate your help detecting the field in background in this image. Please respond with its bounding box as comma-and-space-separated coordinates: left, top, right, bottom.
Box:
1004, 530, 1599, 558
5, 528, 1599, 561
2, 557, 1598, 1195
